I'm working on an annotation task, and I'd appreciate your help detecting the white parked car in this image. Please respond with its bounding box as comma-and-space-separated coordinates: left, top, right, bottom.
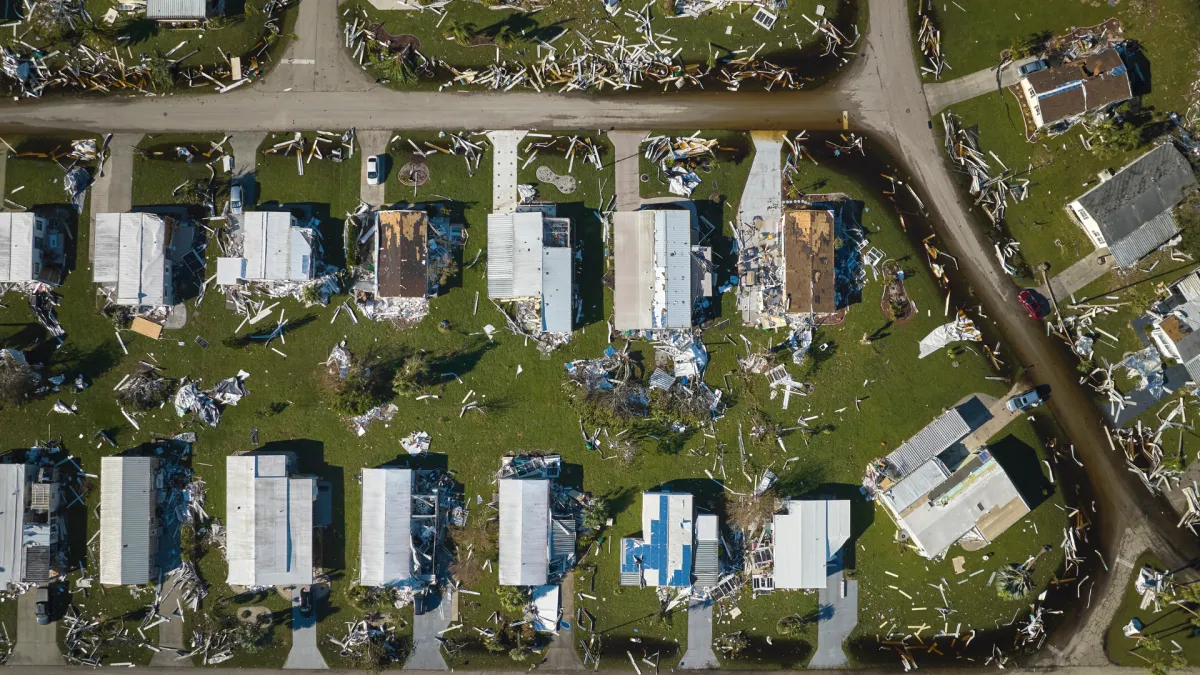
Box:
229, 184, 244, 215
366, 155, 383, 186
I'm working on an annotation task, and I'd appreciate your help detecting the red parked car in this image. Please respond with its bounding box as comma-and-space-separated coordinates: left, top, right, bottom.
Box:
1018, 289, 1047, 320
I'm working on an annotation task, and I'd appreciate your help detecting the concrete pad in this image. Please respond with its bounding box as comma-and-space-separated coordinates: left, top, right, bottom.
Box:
405, 587, 451, 670
1045, 248, 1114, 301
738, 132, 784, 231
151, 583, 192, 667
256, 0, 372, 94
284, 585, 328, 670
10, 589, 64, 665
923, 57, 1042, 113
486, 130, 527, 214
89, 134, 138, 222
358, 130, 391, 207
543, 575, 582, 669
229, 132, 266, 210
679, 600, 718, 669
609, 130, 647, 212
809, 564, 858, 668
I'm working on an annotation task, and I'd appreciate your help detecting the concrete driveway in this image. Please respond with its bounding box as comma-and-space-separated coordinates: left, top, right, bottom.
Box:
283, 585, 328, 670
9, 588, 63, 665
358, 130, 391, 207
405, 588, 451, 670
679, 600, 718, 669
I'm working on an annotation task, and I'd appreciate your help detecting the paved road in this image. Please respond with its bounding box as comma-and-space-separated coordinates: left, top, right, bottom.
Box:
230, 132, 267, 210
544, 576, 581, 670
9, 589, 63, 665
258, 0, 372, 94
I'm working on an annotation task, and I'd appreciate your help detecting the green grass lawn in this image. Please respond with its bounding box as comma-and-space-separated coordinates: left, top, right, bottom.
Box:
341, 0, 861, 92
914, 0, 1200, 111
0, 127, 1060, 669
1104, 552, 1200, 669
715, 588, 819, 668
133, 134, 228, 207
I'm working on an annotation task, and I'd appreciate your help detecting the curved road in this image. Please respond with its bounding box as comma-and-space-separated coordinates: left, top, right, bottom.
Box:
4, 0, 1198, 661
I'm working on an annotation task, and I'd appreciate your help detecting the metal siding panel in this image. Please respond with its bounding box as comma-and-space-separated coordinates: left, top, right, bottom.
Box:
139, 215, 167, 306
613, 212, 655, 330
116, 215, 144, 304
225, 456, 256, 586
265, 215, 291, 281
101, 457, 156, 585
93, 213, 121, 283
0, 465, 25, 588
0, 214, 34, 283
487, 213, 516, 298
499, 479, 550, 585
512, 212, 543, 297
541, 247, 572, 333
1110, 211, 1180, 267
243, 213, 267, 280
885, 408, 971, 478
883, 459, 952, 513
146, 0, 206, 18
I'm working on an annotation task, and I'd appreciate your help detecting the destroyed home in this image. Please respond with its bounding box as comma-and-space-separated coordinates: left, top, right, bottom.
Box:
355, 209, 460, 324
0, 212, 65, 286
866, 396, 1031, 559
93, 212, 175, 308
614, 210, 711, 332
1068, 143, 1198, 267
99, 456, 160, 586
359, 467, 447, 590
146, 0, 212, 21
226, 453, 315, 587
783, 209, 835, 316
0, 461, 64, 588
880, 449, 1030, 560
487, 209, 575, 334
217, 211, 316, 286
1144, 270, 1200, 381
771, 498, 851, 590
497, 455, 577, 587
620, 488, 710, 588
1017, 49, 1132, 132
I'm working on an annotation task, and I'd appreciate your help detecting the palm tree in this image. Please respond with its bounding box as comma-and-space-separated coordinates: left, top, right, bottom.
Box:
994, 563, 1034, 600
491, 25, 516, 49
370, 52, 417, 85
443, 19, 477, 46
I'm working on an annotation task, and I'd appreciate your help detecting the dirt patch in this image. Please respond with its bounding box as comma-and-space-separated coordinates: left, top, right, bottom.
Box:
398, 156, 430, 187
879, 260, 914, 324
370, 24, 421, 54
237, 605, 271, 625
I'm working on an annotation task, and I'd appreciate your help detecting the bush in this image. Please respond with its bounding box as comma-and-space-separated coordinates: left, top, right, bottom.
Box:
0, 358, 35, 410
495, 586, 530, 615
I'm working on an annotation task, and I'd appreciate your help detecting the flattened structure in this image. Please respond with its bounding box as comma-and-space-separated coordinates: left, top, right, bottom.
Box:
783, 209, 835, 314
376, 210, 429, 299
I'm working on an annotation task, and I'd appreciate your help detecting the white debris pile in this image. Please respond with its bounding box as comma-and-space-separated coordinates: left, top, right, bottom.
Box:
327, 615, 408, 665
917, 310, 983, 358
643, 134, 716, 197
351, 403, 398, 436
172, 371, 251, 427
1135, 563, 1172, 612
915, 1, 949, 79
492, 300, 572, 354
402, 430, 432, 454
942, 112, 1030, 226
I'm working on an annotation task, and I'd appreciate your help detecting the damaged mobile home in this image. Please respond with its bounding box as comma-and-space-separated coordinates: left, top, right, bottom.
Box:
1067, 143, 1198, 268
497, 455, 578, 587
0, 212, 66, 287
359, 467, 456, 593
487, 208, 575, 337
0, 460, 65, 589
1016, 49, 1132, 134
766, 498, 851, 591
99, 456, 160, 586
217, 211, 317, 287
620, 488, 718, 589
354, 209, 459, 324
93, 212, 176, 309
226, 453, 315, 587
867, 397, 1030, 559
614, 210, 711, 332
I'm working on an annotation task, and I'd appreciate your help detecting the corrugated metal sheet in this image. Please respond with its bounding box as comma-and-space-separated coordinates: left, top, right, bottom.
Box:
487, 212, 543, 299
885, 407, 971, 478
498, 478, 550, 586
641, 491, 693, 587
359, 468, 413, 587
93, 213, 169, 307
883, 458, 951, 514
0, 213, 35, 283
654, 210, 693, 329
541, 247, 572, 333
613, 211, 655, 330
146, 0, 206, 20
1110, 211, 1181, 268
0, 465, 26, 589
100, 457, 158, 586
242, 212, 312, 282
226, 454, 313, 587
773, 499, 851, 590
1174, 273, 1200, 303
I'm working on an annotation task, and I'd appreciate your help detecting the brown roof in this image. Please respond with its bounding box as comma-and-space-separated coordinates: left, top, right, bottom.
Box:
376, 210, 428, 299
783, 209, 835, 314
1025, 50, 1131, 125
1161, 315, 1192, 344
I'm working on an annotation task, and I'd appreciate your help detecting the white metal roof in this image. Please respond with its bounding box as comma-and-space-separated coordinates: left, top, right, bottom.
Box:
531, 584, 560, 632
359, 468, 413, 587
226, 454, 314, 587
100, 457, 158, 586
541, 247, 573, 333
216, 257, 247, 286
93, 212, 170, 307
773, 499, 850, 590
498, 478, 551, 586
146, 0, 207, 19
885, 406, 971, 478
882, 458, 951, 514
0, 213, 35, 283
0, 465, 27, 589
487, 212, 544, 299
614, 211, 692, 330
640, 490, 694, 587
241, 212, 313, 282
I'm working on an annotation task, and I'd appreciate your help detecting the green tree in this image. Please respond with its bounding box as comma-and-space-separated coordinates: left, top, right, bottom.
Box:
1091, 115, 1143, 159
392, 354, 432, 396
443, 20, 477, 46
491, 25, 516, 49
79, 22, 118, 51
144, 53, 175, 91
369, 52, 418, 85
994, 563, 1034, 600
495, 586, 530, 615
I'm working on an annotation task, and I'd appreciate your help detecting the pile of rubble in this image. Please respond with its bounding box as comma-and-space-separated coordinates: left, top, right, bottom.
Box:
1107, 419, 1181, 495
915, 2, 949, 79
942, 113, 1030, 227
644, 134, 716, 198
264, 130, 356, 176
171, 372, 250, 428
492, 300, 572, 354
327, 616, 408, 665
